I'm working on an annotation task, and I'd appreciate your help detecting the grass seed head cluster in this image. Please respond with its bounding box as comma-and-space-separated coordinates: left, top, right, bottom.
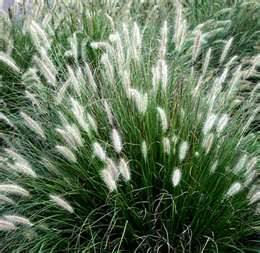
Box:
0, 0, 259, 252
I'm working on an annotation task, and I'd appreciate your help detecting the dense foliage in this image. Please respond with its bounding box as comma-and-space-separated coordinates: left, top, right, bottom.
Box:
0, 0, 259, 252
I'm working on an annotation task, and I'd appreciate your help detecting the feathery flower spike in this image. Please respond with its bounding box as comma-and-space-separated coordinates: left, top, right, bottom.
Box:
4, 215, 33, 226
93, 142, 107, 162
50, 195, 74, 213
172, 168, 182, 187
119, 158, 131, 182
216, 114, 229, 134
226, 182, 242, 198
0, 52, 20, 73
220, 37, 233, 64
141, 141, 147, 161
55, 145, 77, 163
163, 137, 171, 155
202, 113, 217, 135
111, 129, 123, 153
157, 107, 168, 133
0, 184, 29, 197
101, 168, 117, 192
179, 141, 189, 162
0, 219, 16, 231
20, 112, 45, 139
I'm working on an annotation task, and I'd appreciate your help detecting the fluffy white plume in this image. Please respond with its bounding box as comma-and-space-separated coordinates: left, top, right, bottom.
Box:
220, 37, 233, 64
5, 149, 36, 177
101, 167, 117, 192
157, 107, 168, 133
244, 170, 256, 187
4, 215, 33, 226
119, 158, 131, 182
0, 219, 16, 231
67, 66, 81, 96
30, 20, 51, 49
20, 112, 45, 139
56, 79, 70, 105
103, 100, 114, 126
101, 53, 114, 83
63, 124, 84, 148
106, 158, 120, 181
111, 129, 123, 153
93, 142, 107, 162
0, 112, 14, 128
159, 60, 168, 91
87, 113, 98, 133
132, 22, 142, 60
179, 141, 189, 162
202, 113, 217, 135
202, 48, 212, 76
55, 145, 77, 163
172, 168, 182, 187
0, 52, 20, 73
226, 182, 242, 198
247, 157, 257, 172
34, 56, 56, 85
128, 88, 148, 114
84, 62, 97, 91
141, 141, 148, 161
8, 161, 37, 178
216, 114, 229, 134
0, 195, 14, 205
210, 160, 218, 174
249, 191, 260, 205
233, 154, 248, 175
163, 137, 171, 155
202, 133, 214, 154
70, 97, 90, 133
159, 21, 168, 59
192, 29, 202, 63
50, 195, 74, 213
0, 184, 30, 197
174, 0, 187, 51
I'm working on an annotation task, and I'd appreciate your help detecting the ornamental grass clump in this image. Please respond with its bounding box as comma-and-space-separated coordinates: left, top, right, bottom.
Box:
0, 1, 259, 252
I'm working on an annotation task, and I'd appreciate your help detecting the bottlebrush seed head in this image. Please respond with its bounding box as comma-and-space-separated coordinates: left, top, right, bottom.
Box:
0, 52, 20, 73
226, 182, 242, 198
141, 141, 148, 161
202, 113, 217, 135
50, 195, 74, 214
4, 215, 33, 227
55, 145, 77, 163
157, 107, 168, 133
93, 142, 107, 162
0, 112, 14, 128
0, 184, 30, 197
172, 168, 182, 187
0, 219, 16, 231
179, 141, 189, 162
202, 133, 214, 154
101, 168, 117, 192
20, 112, 46, 139
163, 137, 171, 155
233, 154, 248, 175
128, 88, 148, 114
210, 160, 218, 174
87, 113, 98, 133
119, 158, 131, 182
0, 195, 14, 205
220, 37, 233, 64
111, 129, 123, 153
216, 114, 229, 134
